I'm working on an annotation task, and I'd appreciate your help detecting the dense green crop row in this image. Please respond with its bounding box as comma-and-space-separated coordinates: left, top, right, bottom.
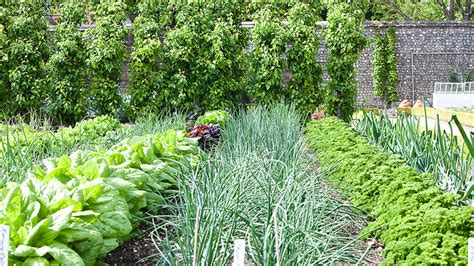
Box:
1, 129, 199, 265
356, 112, 473, 203
306, 118, 473, 265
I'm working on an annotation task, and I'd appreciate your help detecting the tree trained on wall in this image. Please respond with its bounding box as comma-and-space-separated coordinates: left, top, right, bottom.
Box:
0, 6, 8, 119
286, 3, 324, 114
86, 1, 128, 116
372, 27, 398, 109
47, 1, 88, 123
159, 3, 248, 111
324, 3, 367, 122
2, 2, 50, 115
385, 27, 398, 107
128, 2, 170, 115
249, 5, 288, 105
250, 3, 324, 113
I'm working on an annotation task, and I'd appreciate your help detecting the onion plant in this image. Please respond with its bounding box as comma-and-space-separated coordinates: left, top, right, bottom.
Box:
356, 111, 473, 204
152, 105, 371, 265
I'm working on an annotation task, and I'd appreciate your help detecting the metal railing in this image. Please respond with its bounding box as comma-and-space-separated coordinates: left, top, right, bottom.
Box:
434, 82, 474, 94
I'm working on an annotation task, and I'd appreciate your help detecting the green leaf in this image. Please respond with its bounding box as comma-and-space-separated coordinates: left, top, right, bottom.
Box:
93, 211, 132, 238
47, 242, 85, 266
23, 257, 50, 266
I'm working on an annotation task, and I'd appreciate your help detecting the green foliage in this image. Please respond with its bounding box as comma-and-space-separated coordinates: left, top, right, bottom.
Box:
2, 129, 199, 264
0, 7, 8, 120
129, 3, 248, 114
158, 105, 368, 264
128, 3, 170, 115
250, 3, 324, 114
386, 27, 398, 104
306, 118, 473, 264
324, 4, 367, 122
58, 115, 125, 145
249, 6, 287, 104
372, 27, 398, 108
449, 68, 460, 82
286, 3, 324, 114
47, 2, 88, 123
195, 110, 229, 127
2, 2, 50, 115
86, 1, 128, 116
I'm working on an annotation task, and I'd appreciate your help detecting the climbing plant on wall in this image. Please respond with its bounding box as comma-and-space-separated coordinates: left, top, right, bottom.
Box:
386, 27, 398, 105
249, 3, 324, 113
324, 3, 367, 122
249, 5, 287, 105
86, 1, 128, 116
128, 3, 169, 115
129, 3, 248, 113
0, 6, 8, 119
47, 1, 88, 123
2, 2, 50, 115
163, 3, 248, 111
286, 3, 324, 114
372, 27, 398, 109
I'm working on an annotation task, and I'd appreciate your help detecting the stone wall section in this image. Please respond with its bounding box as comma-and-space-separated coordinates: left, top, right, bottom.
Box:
318, 21, 474, 108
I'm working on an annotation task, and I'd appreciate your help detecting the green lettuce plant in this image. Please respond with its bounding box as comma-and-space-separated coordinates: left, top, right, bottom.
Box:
195, 110, 229, 127
1, 129, 199, 264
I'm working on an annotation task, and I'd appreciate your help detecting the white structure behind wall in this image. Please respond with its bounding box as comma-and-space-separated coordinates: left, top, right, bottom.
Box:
433, 82, 474, 108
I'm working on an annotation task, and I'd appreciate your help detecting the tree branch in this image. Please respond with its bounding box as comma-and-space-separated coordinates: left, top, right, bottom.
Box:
383, 0, 411, 20
456, 0, 473, 20
437, 0, 450, 19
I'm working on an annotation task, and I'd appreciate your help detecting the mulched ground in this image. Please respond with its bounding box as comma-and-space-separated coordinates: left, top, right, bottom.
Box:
104, 223, 158, 265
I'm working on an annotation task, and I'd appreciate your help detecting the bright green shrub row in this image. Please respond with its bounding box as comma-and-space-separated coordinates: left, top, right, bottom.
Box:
1, 130, 199, 265
306, 118, 473, 265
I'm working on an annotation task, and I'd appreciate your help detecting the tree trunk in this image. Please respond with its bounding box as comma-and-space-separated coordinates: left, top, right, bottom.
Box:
448, 0, 456, 20
437, 0, 456, 20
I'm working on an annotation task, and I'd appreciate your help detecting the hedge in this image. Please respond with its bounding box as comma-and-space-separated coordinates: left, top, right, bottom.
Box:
306, 118, 473, 265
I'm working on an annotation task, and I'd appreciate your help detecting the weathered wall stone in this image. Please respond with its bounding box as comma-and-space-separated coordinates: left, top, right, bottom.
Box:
317, 21, 474, 108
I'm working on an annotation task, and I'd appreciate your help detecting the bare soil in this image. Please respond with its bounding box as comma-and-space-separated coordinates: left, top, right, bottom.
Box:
104, 223, 158, 265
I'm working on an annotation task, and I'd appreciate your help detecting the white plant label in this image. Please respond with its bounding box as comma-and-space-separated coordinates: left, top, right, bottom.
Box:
232, 239, 245, 266
0, 225, 9, 265
469, 238, 474, 266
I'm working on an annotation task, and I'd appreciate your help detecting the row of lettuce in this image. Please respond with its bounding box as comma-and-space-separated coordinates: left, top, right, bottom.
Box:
306, 118, 473, 264
0, 111, 227, 265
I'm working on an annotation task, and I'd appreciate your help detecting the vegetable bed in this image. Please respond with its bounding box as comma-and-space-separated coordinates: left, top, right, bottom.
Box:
306, 118, 473, 265
1, 124, 199, 264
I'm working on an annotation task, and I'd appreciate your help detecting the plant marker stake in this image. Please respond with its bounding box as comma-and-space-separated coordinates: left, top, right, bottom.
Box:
232, 239, 245, 266
273, 207, 281, 266
192, 207, 201, 266
469, 238, 474, 266
0, 225, 9, 265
